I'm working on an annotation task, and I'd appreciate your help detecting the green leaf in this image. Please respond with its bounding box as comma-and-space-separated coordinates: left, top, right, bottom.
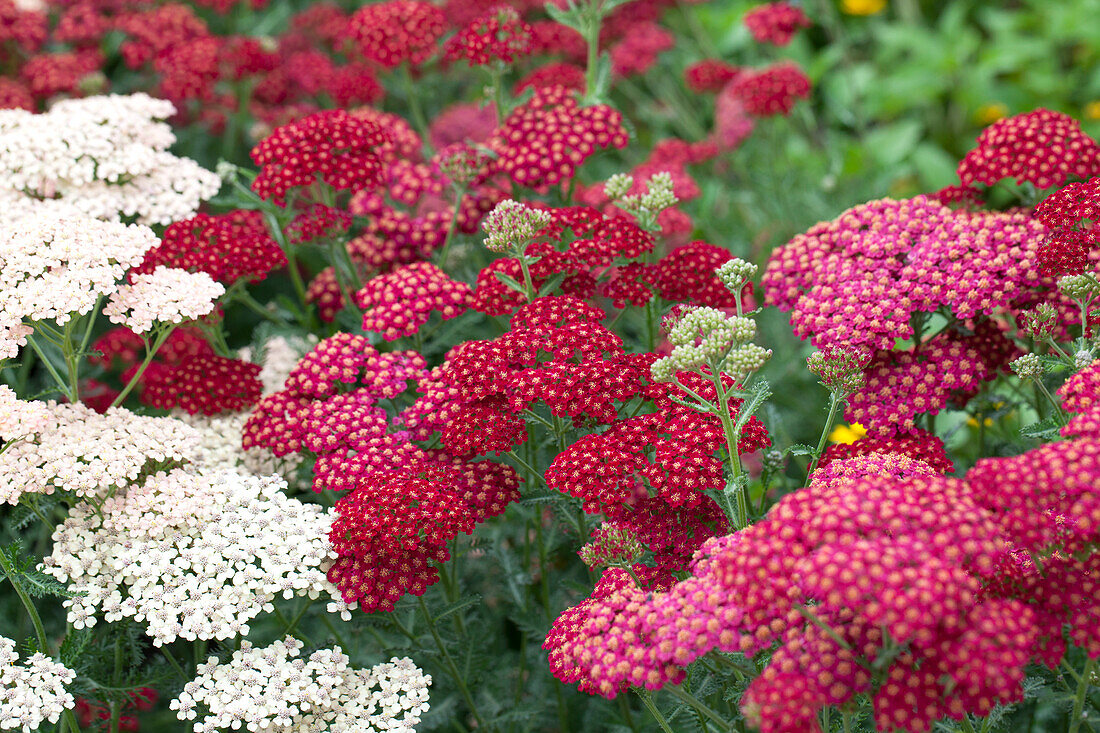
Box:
536, 272, 567, 298
1020, 417, 1062, 441
18, 567, 79, 598
733, 379, 772, 433
865, 120, 924, 167
492, 270, 527, 294
785, 443, 815, 457
433, 595, 482, 622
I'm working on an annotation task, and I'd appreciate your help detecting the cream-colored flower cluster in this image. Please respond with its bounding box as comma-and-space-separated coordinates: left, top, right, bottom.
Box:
0, 201, 158, 358
104, 266, 224, 334
171, 637, 431, 733
0, 401, 198, 505
41, 469, 353, 646
0, 635, 75, 732
175, 411, 303, 484
0, 93, 220, 225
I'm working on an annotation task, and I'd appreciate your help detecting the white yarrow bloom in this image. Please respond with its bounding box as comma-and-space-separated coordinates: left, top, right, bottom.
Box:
104, 266, 224, 334
0, 201, 158, 358
0, 402, 198, 505
174, 411, 303, 484
41, 469, 354, 646
0, 93, 219, 225
0, 636, 76, 732
171, 637, 431, 733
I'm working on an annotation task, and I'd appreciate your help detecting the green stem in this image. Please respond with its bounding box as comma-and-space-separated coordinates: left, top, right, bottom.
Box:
636, 689, 675, 733
582, 7, 601, 101
436, 184, 468, 269
0, 550, 49, 652
110, 327, 174, 408
806, 391, 843, 481
489, 63, 506, 125
25, 333, 74, 402
958, 715, 977, 733
1069, 657, 1097, 733
416, 596, 488, 730
667, 684, 731, 730
400, 64, 432, 155
517, 254, 536, 303
706, 367, 748, 529
262, 209, 310, 311
109, 639, 122, 733
1034, 378, 1068, 427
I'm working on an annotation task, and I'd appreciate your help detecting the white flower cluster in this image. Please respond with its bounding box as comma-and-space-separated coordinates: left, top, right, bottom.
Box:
0, 93, 220, 225
171, 637, 431, 733
0, 201, 158, 358
41, 469, 353, 646
0, 385, 49, 442
0, 635, 76, 732
104, 266, 225, 334
238, 334, 318, 396
0, 401, 198, 505
175, 412, 303, 483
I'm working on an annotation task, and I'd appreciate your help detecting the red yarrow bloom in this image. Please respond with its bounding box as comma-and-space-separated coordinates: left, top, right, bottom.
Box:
957, 109, 1100, 190
1034, 176, 1100, 277
729, 61, 811, 117
134, 210, 286, 285
346, 0, 445, 69
132, 353, 263, 416
444, 5, 533, 66
354, 261, 472, 341
250, 109, 391, 205
743, 2, 810, 46
684, 59, 741, 94
487, 85, 629, 189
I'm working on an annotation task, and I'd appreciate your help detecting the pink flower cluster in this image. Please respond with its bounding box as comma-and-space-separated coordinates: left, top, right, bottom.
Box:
743, 2, 810, 46
547, 439, 1100, 730
354, 262, 472, 341
1034, 176, 1100, 277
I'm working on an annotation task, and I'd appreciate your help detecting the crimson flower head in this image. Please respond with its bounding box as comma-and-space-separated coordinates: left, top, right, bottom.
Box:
133, 210, 286, 285
684, 59, 741, 94
444, 6, 533, 66
957, 108, 1100, 190
346, 0, 445, 69
355, 261, 472, 341
1034, 176, 1100, 277
743, 2, 810, 46
250, 109, 391, 204
730, 61, 811, 116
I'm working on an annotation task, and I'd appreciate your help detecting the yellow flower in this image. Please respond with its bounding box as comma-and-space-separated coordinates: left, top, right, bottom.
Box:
1085, 101, 1100, 120
975, 103, 1008, 125
841, 0, 886, 15
828, 422, 867, 444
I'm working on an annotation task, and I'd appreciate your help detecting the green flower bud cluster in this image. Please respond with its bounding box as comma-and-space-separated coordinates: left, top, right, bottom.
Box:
650, 305, 771, 382
716, 258, 758, 293
1010, 353, 1044, 381
605, 171, 678, 232
578, 524, 643, 569
1058, 274, 1099, 302
1074, 349, 1095, 371
807, 347, 868, 396
482, 199, 552, 253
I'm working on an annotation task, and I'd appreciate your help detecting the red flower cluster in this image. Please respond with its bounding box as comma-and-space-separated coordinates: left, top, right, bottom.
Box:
286, 204, 352, 244
327, 459, 520, 612
729, 62, 811, 116
487, 85, 630, 189
957, 109, 1100, 190
354, 261, 472, 341
444, 6, 533, 66
346, 0, 445, 69
135, 352, 262, 416
743, 2, 810, 46
1034, 176, 1100, 277
1059, 360, 1100, 439
469, 206, 655, 315
609, 22, 674, 77
250, 109, 391, 204
684, 59, 740, 94
134, 210, 285, 285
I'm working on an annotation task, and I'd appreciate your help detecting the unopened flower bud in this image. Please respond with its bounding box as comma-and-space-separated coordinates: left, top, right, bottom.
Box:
724, 344, 772, 374
807, 346, 869, 395
1010, 353, 1044, 381
638, 172, 677, 212
650, 357, 676, 383
579, 523, 643, 569
482, 199, 551, 253
435, 143, 490, 186
603, 173, 634, 201
716, 258, 758, 292
1074, 350, 1095, 371
1058, 274, 1098, 301
1019, 303, 1058, 340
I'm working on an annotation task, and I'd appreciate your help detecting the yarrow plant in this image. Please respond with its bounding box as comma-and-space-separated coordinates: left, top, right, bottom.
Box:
1, 4, 1099, 732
